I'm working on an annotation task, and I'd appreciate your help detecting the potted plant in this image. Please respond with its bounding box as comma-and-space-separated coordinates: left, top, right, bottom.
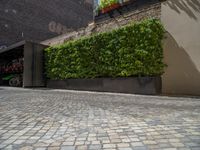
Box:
99, 0, 120, 13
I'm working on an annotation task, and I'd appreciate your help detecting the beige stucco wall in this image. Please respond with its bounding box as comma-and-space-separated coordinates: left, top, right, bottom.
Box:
161, 0, 200, 95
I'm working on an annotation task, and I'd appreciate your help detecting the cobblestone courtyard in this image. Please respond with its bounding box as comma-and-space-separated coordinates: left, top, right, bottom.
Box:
0, 87, 200, 150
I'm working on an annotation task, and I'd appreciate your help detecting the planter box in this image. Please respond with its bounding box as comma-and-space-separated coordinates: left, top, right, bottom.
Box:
47, 77, 161, 95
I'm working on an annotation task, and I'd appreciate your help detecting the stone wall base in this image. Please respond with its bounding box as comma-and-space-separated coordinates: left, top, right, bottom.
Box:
47, 77, 161, 95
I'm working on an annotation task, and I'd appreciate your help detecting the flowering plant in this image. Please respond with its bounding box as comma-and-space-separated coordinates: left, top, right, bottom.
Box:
99, 0, 119, 9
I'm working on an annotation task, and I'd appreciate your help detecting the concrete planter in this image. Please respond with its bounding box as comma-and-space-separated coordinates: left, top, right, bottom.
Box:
47, 76, 161, 95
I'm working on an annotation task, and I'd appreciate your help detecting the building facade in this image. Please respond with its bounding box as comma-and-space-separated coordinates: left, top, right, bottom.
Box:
161, 0, 200, 95
0, 0, 93, 47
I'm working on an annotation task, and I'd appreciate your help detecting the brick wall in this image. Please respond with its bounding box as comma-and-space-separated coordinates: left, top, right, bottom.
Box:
42, 2, 161, 46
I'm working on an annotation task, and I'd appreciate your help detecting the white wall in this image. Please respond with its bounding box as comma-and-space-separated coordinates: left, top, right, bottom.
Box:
161, 0, 200, 95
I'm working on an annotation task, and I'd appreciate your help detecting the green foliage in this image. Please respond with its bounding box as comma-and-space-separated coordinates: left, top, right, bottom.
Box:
45, 19, 165, 80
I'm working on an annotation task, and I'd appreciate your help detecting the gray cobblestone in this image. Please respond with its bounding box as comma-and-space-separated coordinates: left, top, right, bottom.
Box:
0, 87, 200, 150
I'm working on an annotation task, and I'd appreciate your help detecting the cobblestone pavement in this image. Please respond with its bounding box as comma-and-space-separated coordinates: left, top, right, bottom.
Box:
0, 87, 200, 150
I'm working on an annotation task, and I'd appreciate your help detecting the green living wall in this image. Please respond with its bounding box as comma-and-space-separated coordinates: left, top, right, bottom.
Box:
45, 19, 165, 79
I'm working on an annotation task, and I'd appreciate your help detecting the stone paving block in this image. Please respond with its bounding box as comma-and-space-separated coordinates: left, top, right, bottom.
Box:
103, 144, 116, 149
76, 145, 88, 150
177, 148, 191, 150
118, 148, 133, 150
47, 147, 60, 150
132, 146, 148, 150
62, 141, 74, 146
19, 146, 34, 150
185, 142, 200, 147
117, 143, 130, 148
191, 148, 200, 150
130, 138, 140, 142
75, 141, 85, 146
143, 140, 157, 145
170, 142, 185, 148
102, 140, 110, 144
89, 144, 102, 150
169, 139, 181, 143
158, 143, 172, 148
122, 138, 131, 143
162, 148, 178, 150
35, 148, 46, 150
111, 138, 121, 143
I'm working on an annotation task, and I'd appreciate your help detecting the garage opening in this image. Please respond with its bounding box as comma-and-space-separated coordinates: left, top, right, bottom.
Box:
0, 41, 47, 87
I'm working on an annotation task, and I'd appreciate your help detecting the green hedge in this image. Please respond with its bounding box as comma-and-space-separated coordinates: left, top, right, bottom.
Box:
45, 19, 165, 79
